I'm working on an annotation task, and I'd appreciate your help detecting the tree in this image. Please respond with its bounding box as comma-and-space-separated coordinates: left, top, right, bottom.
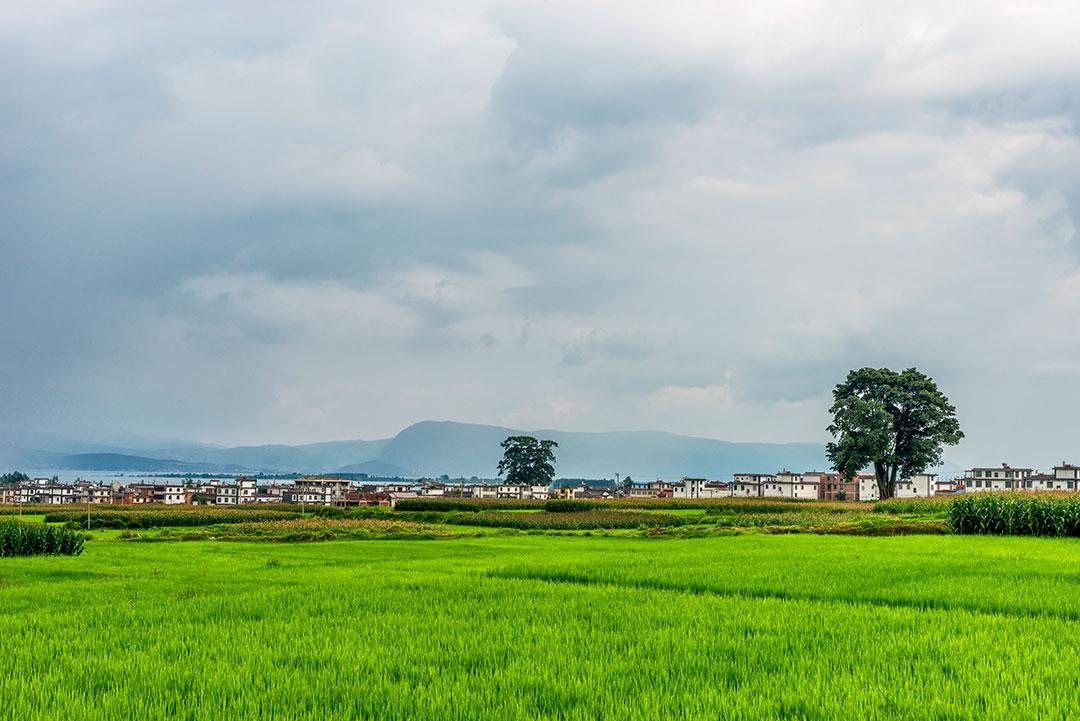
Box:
826, 367, 963, 500
0, 471, 29, 486
621, 476, 633, 490
497, 436, 558, 487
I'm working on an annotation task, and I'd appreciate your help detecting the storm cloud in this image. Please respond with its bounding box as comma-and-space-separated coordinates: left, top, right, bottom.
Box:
3, 1, 1080, 466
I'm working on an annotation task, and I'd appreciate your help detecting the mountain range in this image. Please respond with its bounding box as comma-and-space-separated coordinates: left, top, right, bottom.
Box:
0, 420, 961, 479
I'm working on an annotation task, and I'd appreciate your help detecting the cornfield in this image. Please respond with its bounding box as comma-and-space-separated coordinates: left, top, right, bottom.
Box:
0, 520, 84, 556
949, 493, 1080, 536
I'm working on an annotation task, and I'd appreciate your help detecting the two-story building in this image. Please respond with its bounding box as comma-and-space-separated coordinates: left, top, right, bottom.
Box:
895, 473, 938, 498
962, 464, 1034, 492
730, 474, 774, 497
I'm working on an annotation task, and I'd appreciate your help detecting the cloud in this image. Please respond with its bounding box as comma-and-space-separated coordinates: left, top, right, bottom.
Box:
3, 1, 1080, 466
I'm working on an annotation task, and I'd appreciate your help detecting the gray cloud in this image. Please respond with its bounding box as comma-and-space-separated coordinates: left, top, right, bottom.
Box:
3, 1, 1080, 467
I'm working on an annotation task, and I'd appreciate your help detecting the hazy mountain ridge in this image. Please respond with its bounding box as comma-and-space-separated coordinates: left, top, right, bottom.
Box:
0, 420, 862, 479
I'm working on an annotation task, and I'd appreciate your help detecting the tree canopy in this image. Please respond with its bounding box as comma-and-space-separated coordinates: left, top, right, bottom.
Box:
497, 436, 558, 487
0, 471, 29, 486
826, 367, 963, 499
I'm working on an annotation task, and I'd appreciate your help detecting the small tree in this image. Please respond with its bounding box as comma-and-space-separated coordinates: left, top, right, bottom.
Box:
621, 476, 633, 490
498, 436, 558, 487
826, 367, 963, 500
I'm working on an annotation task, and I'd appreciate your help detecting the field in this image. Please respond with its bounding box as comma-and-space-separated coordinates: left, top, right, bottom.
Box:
4, 529, 1080, 719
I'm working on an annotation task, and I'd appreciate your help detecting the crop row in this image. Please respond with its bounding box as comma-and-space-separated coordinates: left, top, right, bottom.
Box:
147, 518, 454, 543
398, 497, 862, 514
871, 497, 955, 515
0, 521, 84, 556
949, 493, 1080, 536
441, 511, 693, 530
44, 508, 303, 529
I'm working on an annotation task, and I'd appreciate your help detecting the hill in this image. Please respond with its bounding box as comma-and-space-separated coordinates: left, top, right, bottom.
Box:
2, 420, 960, 479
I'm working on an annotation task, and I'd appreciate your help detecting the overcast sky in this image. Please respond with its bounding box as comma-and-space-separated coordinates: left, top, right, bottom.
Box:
3, 1, 1080, 465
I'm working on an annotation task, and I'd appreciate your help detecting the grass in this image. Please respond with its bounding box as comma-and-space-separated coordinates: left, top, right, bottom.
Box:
4, 534, 1080, 719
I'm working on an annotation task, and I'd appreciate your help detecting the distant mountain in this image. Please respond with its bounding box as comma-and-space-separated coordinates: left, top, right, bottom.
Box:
0, 420, 962, 480
378, 421, 832, 479
10, 451, 247, 473
335, 460, 412, 477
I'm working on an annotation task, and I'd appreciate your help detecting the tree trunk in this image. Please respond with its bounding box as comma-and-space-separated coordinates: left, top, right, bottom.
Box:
875, 460, 893, 500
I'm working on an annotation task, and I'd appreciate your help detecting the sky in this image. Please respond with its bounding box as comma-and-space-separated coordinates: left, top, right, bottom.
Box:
3, 1, 1080, 466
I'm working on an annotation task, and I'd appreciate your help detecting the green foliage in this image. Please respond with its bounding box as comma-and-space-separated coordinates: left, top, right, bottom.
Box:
827, 367, 963, 499
0, 470, 30, 486
543, 499, 598, 512
871, 496, 954, 515
497, 435, 557, 486
949, 494, 1080, 536
0, 521, 84, 556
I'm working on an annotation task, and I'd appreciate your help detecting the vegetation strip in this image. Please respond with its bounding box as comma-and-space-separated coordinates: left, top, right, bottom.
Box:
0, 521, 84, 556
950, 493, 1080, 536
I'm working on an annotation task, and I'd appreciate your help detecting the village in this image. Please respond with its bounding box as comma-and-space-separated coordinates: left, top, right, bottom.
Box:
3, 462, 1079, 506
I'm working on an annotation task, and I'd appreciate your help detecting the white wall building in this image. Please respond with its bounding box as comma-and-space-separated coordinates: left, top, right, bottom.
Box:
858, 474, 880, 501
962, 465, 1034, 492
895, 473, 937, 498
731, 474, 773, 497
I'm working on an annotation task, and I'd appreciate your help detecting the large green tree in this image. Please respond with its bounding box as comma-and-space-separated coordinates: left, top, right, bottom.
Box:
497, 436, 558, 486
826, 367, 963, 500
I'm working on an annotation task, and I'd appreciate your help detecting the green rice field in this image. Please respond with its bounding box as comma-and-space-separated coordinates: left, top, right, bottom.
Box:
4, 532, 1080, 720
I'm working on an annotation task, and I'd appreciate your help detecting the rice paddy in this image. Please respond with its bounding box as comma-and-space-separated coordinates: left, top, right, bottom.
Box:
3, 531, 1080, 720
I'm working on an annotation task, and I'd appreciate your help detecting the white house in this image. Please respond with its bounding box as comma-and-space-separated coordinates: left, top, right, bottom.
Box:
858, 474, 880, 501
762, 470, 803, 498
962, 464, 1034, 492
215, 485, 239, 505
731, 474, 773, 497
674, 478, 707, 499
895, 473, 937, 498
163, 484, 187, 505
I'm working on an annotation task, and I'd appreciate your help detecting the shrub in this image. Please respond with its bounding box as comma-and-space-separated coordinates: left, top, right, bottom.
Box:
543, 499, 600, 513
0, 521, 84, 556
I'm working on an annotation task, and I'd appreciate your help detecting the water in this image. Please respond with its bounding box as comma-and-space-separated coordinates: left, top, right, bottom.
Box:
20, 469, 246, 485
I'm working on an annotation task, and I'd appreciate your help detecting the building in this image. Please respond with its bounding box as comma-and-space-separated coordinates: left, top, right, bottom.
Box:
760, 470, 804, 498
962, 464, 1034, 492
731, 474, 774, 497
674, 478, 707, 499
857, 473, 880, 501
1052, 464, 1080, 491
895, 473, 938, 498
803, 471, 858, 501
